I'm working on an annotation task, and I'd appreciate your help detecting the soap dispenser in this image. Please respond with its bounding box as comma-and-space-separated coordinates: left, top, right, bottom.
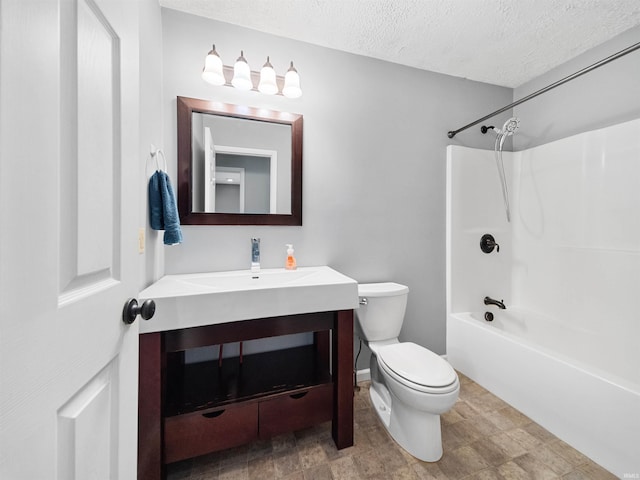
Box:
285, 244, 297, 270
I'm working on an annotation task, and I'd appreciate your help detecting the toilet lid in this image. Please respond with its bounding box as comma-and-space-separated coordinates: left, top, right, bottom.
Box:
357, 282, 409, 297
378, 342, 457, 388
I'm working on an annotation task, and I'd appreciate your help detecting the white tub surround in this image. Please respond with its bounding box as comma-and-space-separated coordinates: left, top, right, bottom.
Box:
446, 119, 640, 477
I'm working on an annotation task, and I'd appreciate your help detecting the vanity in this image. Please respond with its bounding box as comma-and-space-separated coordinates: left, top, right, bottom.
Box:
137, 266, 358, 480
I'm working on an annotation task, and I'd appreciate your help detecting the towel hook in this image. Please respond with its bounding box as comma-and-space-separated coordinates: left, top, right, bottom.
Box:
150, 145, 167, 172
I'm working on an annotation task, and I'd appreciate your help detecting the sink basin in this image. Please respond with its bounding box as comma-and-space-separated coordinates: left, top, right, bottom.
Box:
138, 266, 359, 333
181, 269, 317, 290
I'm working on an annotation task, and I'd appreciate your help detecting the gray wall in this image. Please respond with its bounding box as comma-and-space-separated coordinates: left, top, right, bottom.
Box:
139, 0, 165, 287
158, 9, 513, 366
514, 26, 640, 149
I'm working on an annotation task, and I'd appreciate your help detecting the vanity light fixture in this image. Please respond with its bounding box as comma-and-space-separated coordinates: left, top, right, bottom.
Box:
201, 44, 225, 86
258, 57, 278, 95
282, 62, 302, 99
201, 45, 302, 98
231, 51, 253, 91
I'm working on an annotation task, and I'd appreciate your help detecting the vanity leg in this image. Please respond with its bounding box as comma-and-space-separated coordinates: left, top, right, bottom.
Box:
332, 309, 354, 449
139, 332, 165, 480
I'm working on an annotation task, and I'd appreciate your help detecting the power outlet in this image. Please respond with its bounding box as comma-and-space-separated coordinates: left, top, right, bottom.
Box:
138, 228, 145, 254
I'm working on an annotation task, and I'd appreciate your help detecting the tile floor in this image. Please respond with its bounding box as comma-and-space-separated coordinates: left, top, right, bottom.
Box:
166, 372, 616, 479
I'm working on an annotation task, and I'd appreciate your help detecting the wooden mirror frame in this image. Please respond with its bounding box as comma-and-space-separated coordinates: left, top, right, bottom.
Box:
177, 96, 303, 225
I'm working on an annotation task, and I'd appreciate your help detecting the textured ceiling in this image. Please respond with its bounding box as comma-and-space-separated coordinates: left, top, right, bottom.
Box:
159, 0, 640, 88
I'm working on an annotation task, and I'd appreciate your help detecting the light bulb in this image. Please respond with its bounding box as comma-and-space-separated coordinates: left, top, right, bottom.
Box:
201, 44, 225, 86
282, 61, 302, 98
258, 56, 278, 95
231, 50, 253, 91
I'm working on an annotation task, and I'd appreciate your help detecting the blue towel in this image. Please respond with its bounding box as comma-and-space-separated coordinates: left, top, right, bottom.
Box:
149, 170, 183, 245
148, 171, 164, 230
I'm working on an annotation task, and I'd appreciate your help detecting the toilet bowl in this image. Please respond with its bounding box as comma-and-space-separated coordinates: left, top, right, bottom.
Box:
356, 282, 459, 462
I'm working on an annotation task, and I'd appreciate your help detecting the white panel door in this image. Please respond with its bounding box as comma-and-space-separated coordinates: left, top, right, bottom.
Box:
0, 0, 140, 478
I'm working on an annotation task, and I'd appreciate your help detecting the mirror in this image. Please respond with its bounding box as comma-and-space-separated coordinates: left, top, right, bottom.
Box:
177, 96, 303, 225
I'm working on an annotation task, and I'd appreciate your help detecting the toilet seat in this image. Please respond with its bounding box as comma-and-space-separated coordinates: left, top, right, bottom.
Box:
378, 342, 458, 394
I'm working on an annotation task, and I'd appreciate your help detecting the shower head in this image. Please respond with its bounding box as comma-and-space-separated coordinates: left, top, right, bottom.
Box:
497, 117, 520, 136
480, 117, 521, 136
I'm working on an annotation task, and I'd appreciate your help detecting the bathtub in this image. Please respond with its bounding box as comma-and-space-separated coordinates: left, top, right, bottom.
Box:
447, 309, 640, 477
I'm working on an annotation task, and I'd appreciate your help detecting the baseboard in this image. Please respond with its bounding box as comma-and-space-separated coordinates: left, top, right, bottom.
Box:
356, 368, 370, 383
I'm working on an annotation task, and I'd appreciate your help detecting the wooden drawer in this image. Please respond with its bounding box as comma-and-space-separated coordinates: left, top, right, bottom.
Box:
259, 384, 333, 439
164, 403, 258, 464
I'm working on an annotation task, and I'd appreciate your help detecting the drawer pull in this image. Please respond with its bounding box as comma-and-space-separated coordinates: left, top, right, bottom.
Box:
202, 410, 225, 419
289, 392, 308, 400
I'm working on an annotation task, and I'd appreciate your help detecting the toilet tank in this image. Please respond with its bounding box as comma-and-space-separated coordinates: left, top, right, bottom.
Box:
355, 283, 409, 342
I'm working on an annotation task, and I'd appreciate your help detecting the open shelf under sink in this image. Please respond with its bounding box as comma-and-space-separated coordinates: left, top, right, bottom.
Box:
164, 345, 332, 417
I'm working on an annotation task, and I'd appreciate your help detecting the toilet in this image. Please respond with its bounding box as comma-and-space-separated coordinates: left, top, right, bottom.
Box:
355, 282, 459, 462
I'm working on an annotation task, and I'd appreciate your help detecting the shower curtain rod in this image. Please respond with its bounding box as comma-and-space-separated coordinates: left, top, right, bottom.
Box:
447, 40, 640, 139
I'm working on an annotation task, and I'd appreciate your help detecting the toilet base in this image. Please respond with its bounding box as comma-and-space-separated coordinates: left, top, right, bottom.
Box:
369, 384, 444, 462
387, 389, 444, 462
369, 384, 391, 427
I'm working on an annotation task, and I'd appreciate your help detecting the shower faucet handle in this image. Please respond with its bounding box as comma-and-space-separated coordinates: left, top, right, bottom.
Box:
480, 234, 499, 253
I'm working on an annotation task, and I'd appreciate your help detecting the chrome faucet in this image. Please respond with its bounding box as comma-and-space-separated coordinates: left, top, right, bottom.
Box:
484, 296, 506, 309
251, 238, 260, 273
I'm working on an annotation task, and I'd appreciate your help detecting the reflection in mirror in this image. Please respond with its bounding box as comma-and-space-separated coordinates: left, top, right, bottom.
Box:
192, 115, 290, 214
177, 96, 303, 225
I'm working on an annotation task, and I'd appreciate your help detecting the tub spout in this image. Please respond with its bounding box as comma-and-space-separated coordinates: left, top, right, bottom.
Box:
484, 296, 506, 309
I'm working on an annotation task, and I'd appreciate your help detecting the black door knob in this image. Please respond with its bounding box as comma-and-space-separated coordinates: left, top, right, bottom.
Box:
122, 298, 156, 325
